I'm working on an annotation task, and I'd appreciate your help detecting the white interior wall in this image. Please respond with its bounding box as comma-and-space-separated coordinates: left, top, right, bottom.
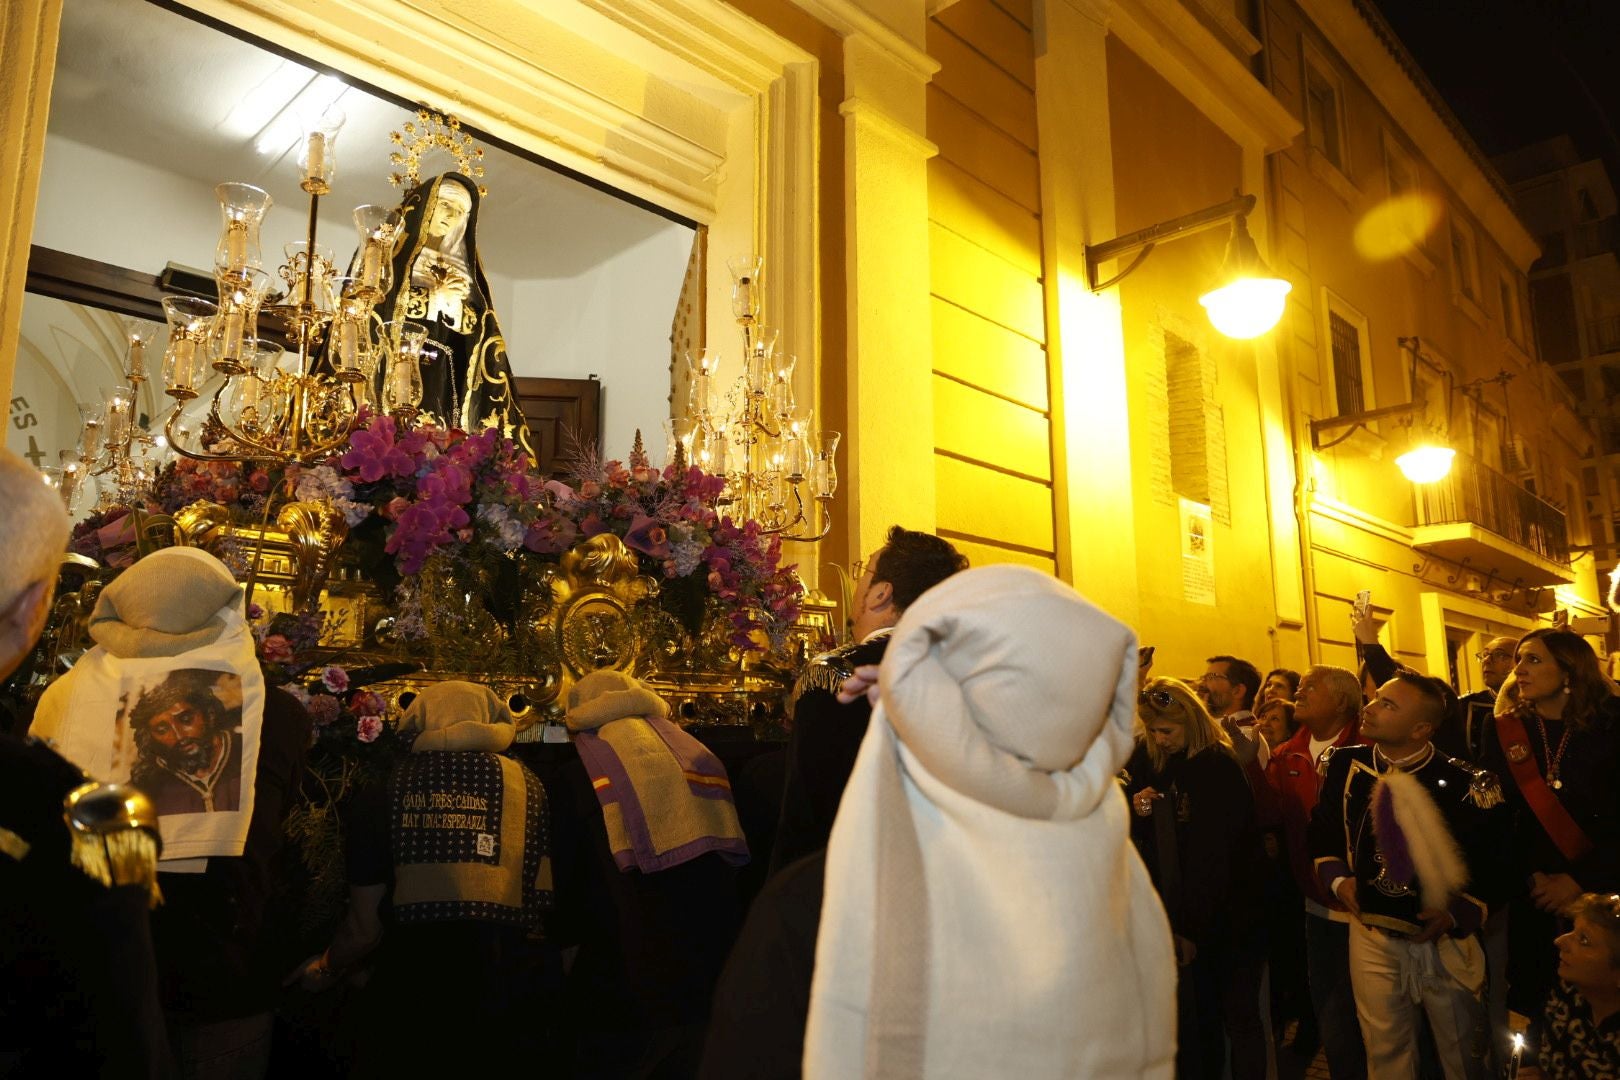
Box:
508, 223, 695, 462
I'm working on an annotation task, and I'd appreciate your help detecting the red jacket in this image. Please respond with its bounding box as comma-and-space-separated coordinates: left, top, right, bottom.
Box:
1265, 717, 1362, 911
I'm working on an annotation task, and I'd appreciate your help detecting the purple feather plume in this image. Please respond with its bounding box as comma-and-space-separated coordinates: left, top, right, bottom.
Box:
1371, 779, 1414, 886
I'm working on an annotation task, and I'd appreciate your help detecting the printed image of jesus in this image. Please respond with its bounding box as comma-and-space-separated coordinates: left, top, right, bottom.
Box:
127, 669, 244, 815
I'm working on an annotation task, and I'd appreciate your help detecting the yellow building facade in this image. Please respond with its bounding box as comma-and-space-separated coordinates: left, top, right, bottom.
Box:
0, 0, 1607, 684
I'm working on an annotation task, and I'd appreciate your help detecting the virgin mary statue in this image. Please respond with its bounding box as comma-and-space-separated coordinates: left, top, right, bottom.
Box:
374, 171, 533, 454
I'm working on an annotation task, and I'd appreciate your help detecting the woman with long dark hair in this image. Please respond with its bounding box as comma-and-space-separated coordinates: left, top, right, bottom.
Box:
1481, 628, 1620, 1018
1125, 677, 1268, 1080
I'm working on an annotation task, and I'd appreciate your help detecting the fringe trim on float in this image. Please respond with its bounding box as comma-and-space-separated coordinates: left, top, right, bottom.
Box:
1372, 769, 1467, 912
70, 829, 164, 908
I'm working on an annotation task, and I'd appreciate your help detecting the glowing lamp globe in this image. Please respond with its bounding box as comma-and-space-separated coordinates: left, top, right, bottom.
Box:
1199, 276, 1292, 339
1395, 444, 1455, 484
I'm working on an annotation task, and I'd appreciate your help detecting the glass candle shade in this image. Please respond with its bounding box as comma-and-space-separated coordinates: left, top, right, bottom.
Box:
783, 413, 812, 480
229, 339, 286, 442
329, 292, 373, 384
812, 430, 840, 497
298, 108, 345, 195
745, 330, 777, 392
161, 296, 217, 400
665, 416, 696, 466
383, 343, 424, 419
76, 401, 104, 461
38, 467, 63, 501
728, 255, 763, 324
353, 205, 403, 297
124, 321, 160, 381
58, 452, 84, 511
214, 182, 272, 278
210, 268, 272, 374
103, 387, 135, 452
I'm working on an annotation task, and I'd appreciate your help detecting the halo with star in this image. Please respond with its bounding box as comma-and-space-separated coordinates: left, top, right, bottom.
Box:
387, 109, 488, 195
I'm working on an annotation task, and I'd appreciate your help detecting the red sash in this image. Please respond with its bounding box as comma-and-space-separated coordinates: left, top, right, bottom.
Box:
1495, 709, 1595, 864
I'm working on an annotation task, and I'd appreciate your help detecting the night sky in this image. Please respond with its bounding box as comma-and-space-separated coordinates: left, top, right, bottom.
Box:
1375, 0, 1620, 184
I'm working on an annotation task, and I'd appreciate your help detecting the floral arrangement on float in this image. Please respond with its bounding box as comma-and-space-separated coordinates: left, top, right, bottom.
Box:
292, 411, 803, 650
65, 411, 806, 714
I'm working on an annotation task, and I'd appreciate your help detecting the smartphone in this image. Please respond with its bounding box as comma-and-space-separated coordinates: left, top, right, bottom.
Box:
1353, 589, 1372, 619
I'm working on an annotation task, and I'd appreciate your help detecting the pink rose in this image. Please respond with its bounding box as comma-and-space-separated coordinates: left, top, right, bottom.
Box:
580, 480, 602, 499
261, 634, 294, 663
356, 715, 383, 743
248, 469, 271, 493
320, 665, 350, 693
382, 497, 411, 521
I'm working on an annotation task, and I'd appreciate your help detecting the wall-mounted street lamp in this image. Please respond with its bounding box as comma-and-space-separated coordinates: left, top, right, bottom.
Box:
1308, 337, 1457, 484
1085, 193, 1292, 339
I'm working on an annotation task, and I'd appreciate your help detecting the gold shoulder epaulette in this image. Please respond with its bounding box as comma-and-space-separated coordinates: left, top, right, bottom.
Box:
788, 643, 861, 713
63, 782, 163, 908
1467, 767, 1504, 811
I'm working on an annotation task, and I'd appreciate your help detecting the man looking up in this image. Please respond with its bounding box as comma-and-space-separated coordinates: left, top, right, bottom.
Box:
1310, 673, 1507, 1080
1201, 655, 1268, 768
768, 526, 967, 874
1440, 636, 1516, 763
1266, 665, 1367, 1079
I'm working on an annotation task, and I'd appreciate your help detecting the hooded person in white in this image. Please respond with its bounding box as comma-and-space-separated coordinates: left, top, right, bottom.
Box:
803, 565, 1176, 1079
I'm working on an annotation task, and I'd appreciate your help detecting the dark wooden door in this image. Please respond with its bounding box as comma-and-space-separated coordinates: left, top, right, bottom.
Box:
514, 376, 601, 477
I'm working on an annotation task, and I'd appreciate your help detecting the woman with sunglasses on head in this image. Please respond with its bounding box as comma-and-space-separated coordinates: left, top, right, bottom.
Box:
1480, 629, 1620, 1021
1518, 893, 1620, 1079
1125, 677, 1269, 1080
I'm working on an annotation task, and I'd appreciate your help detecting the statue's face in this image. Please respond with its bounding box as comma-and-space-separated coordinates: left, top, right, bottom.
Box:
425, 185, 473, 241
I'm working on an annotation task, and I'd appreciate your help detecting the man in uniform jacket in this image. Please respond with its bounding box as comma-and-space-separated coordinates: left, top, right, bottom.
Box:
0, 446, 172, 1077
1310, 672, 1508, 1079
1445, 636, 1515, 763
768, 526, 967, 875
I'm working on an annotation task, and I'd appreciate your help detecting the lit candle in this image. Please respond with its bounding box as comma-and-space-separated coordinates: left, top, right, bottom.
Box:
220, 309, 245, 365
166, 336, 197, 393
226, 223, 248, 271
360, 241, 384, 289
304, 131, 327, 186
337, 319, 360, 373
80, 417, 102, 459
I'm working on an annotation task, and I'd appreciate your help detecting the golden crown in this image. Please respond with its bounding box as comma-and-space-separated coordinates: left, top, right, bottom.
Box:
388, 109, 487, 195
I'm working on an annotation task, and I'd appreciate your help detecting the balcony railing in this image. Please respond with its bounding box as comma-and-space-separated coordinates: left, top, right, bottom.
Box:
1590, 314, 1620, 356
1413, 451, 1569, 564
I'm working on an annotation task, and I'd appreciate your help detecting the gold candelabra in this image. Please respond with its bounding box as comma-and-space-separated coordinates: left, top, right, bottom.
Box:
676, 256, 838, 542
158, 109, 434, 466
41, 325, 166, 513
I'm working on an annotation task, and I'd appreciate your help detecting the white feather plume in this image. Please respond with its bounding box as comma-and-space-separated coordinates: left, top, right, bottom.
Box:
1379, 768, 1468, 911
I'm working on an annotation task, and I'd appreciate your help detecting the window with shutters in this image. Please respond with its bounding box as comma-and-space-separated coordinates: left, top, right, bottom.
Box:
1304, 57, 1346, 172
1450, 213, 1481, 304
1320, 290, 1374, 417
